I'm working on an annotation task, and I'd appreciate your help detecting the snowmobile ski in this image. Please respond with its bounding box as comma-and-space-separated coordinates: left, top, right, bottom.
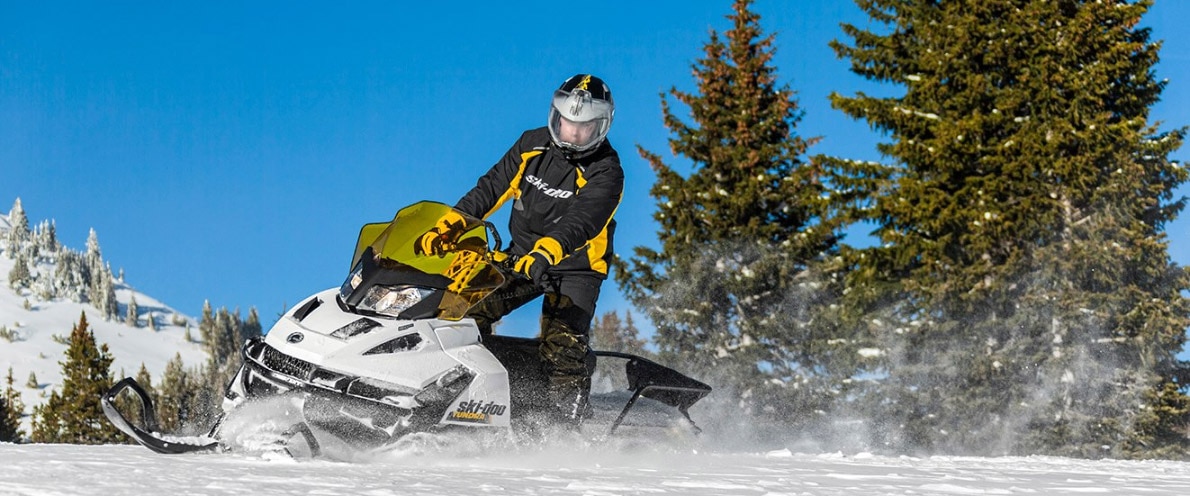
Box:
101, 377, 221, 454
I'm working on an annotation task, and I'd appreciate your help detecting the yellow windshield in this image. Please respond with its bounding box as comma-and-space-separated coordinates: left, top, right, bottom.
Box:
350, 202, 505, 320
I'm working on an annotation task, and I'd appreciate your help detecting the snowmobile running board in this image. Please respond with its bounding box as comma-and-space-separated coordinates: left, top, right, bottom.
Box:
101, 377, 221, 454
593, 350, 712, 436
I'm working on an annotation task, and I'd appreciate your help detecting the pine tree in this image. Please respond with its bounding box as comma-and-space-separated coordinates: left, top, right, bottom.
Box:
192, 304, 255, 419
198, 300, 214, 345
53, 250, 88, 303
25, 372, 38, 389
8, 251, 31, 290
243, 307, 263, 341
83, 230, 118, 320
30, 312, 123, 444
35, 219, 58, 255
4, 198, 30, 259
591, 310, 648, 355
829, 0, 1189, 457
91, 264, 118, 321
616, 0, 854, 423
1, 367, 25, 442
156, 353, 202, 434
125, 295, 139, 327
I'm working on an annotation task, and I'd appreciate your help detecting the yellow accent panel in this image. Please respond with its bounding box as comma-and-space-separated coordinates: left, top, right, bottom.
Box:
482, 150, 543, 220
534, 237, 564, 265
575, 167, 587, 189
584, 203, 620, 275
577, 74, 591, 91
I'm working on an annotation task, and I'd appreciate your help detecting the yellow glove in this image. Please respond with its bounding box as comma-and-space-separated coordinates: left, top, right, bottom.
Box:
415, 211, 466, 256
514, 237, 563, 284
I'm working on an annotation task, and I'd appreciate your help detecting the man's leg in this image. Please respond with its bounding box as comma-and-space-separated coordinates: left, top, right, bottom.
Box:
538, 275, 601, 425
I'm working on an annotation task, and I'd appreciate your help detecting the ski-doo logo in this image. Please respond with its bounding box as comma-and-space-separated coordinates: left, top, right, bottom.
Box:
448, 400, 507, 424
525, 175, 573, 199
286, 332, 304, 344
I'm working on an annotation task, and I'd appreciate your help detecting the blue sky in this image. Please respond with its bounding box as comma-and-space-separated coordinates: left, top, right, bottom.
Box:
2, 1, 1188, 342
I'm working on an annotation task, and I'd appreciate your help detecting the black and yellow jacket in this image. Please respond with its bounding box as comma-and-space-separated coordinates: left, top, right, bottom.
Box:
455, 127, 623, 278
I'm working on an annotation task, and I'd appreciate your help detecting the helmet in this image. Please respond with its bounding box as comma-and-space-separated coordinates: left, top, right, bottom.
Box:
548, 74, 614, 154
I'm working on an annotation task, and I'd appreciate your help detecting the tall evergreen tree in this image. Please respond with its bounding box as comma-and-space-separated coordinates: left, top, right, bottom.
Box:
30, 312, 123, 444
617, 0, 852, 421
1, 367, 25, 442
829, 0, 1189, 457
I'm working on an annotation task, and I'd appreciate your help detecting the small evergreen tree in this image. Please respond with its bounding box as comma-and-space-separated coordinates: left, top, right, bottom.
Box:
8, 252, 31, 290
125, 295, 139, 328
30, 312, 123, 444
25, 372, 38, 389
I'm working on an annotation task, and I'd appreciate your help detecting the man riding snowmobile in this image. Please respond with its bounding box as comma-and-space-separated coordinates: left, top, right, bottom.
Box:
428, 73, 622, 428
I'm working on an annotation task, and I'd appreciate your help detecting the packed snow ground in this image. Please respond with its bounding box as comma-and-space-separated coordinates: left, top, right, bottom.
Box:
2, 441, 1190, 495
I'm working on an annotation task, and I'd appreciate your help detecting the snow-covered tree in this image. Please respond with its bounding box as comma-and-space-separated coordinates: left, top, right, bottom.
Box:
125, 295, 139, 328
52, 250, 89, 303
4, 198, 30, 259
8, 252, 31, 290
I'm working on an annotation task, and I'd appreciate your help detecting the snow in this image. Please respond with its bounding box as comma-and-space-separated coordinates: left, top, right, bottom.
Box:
2, 443, 1189, 495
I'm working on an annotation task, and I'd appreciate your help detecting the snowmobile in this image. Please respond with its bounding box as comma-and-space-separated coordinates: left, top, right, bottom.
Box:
101, 201, 711, 456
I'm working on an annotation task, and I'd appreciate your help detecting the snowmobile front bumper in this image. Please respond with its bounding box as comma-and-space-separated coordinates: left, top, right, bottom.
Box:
229, 337, 475, 445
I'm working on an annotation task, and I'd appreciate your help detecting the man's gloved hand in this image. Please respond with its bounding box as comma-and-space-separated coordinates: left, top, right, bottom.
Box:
515, 237, 563, 286
414, 211, 466, 257
416, 228, 453, 256
514, 251, 550, 284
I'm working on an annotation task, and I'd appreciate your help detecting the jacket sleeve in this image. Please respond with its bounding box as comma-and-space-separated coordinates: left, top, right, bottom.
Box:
543, 153, 624, 255
454, 131, 534, 220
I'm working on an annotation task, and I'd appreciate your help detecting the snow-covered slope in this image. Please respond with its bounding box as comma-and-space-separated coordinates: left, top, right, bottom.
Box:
2, 442, 1189, 495
0, 225, 208, 434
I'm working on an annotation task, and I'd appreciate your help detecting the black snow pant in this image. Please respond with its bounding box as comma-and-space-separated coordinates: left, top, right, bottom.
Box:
466, 273, 601, 423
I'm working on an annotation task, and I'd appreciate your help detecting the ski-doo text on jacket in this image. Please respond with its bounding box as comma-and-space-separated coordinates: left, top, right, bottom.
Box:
455, 126, 623, 277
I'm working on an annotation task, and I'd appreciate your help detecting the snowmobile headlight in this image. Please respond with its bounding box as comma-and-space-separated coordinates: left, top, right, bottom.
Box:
339, 266, 364, 300
358, 285, 434, 318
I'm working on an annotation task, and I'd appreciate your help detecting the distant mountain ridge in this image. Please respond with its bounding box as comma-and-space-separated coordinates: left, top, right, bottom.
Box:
1, 198, 209, 435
